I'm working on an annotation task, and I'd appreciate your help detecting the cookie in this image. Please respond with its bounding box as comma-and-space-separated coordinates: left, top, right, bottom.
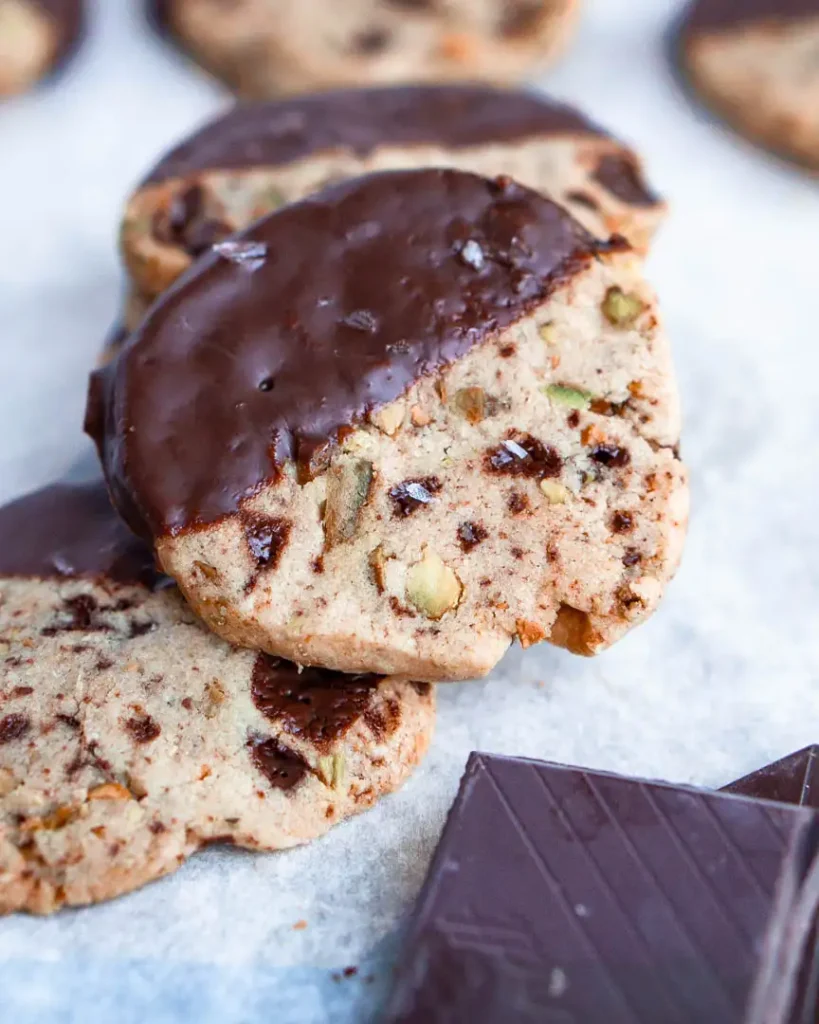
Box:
122, 84, 665, 308
150, 0, 579, 99
0, 0, 84, 98
0, 482, 434, 914
90, 168, 688, 682
676, 0, 819, 168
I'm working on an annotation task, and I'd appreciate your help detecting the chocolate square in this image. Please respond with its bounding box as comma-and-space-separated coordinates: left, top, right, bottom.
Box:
384, 753, 819, 1023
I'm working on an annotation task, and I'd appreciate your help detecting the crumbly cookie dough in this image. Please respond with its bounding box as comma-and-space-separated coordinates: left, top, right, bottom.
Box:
150, 0, 579, 98
676, 0, 819, 168
91, 168, 688, 682
122, 84, 664, 307
0, 0, 84, 98
0, 483, 434, 914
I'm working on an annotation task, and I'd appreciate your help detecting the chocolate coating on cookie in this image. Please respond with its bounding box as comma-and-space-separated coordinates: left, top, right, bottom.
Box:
682, 0, 818, 33
252, 655, 382, 750
32, 0, 86, 70
89, 168, 616, 537
0, 483, 161, 588
141, 85, 603, 187
592, 154, 658, 207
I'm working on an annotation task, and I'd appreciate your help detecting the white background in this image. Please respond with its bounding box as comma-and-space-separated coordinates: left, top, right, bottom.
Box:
1, 1, 818, 1021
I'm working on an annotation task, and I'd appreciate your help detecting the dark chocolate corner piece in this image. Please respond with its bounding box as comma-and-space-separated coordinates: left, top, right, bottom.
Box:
723, 746, 819, 810
383, 752, 819, 1024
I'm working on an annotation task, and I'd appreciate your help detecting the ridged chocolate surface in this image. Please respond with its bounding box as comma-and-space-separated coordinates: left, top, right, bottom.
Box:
385, 753, 819, 1023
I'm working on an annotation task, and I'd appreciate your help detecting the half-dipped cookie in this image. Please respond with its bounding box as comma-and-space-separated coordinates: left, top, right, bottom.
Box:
0, 0, 84, 97
150, 0, 580, 99
0, 482, 434, 914
676, 0, 819, 168
122, 85, 664, 308
90, 168, 688, 682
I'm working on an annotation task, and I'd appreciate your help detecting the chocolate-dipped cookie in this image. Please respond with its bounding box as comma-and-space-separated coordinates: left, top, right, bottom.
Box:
150, 0, 580, 99
0, 0, 85, 98
0, 482, 434, 914
675, 0, 819, 168
122, 84, 664, 309
90, 168, 688, 682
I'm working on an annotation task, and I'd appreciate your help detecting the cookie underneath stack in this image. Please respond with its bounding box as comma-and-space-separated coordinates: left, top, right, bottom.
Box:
0, 483, 434, 914
120, 84, 666, 333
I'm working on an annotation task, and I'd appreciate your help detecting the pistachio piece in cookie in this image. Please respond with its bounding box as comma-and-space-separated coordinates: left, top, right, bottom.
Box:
0, 483, 434, 915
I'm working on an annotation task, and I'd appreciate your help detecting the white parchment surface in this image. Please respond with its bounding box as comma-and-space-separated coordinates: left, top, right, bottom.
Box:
1, 1, 818, 1021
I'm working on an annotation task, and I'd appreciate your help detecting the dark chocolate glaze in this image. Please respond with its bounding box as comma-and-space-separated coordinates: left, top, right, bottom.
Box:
593, 154, 659, 208
683, 0, 818, 34
32, 0, 86, 71
141, 84, 606, 187
385, 753, 819, 1024
0, 482, 162, 589
252, 655, 381, 751
724, 746, 819, 809
89, 168, 616, 538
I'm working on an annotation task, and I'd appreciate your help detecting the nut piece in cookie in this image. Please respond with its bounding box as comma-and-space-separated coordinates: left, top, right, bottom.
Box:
0, 482, 434, 915
121, 84, 664, 306
675, 0, 819, 169
152, 0, 579, 99
90, 168, 688, 682
0, 0, 85, 98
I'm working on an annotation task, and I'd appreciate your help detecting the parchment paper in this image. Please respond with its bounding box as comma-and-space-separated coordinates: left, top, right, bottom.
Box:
1, 1, 818, 1020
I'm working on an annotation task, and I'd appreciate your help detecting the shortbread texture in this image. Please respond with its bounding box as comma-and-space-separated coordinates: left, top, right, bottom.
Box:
91, 170, 688, 682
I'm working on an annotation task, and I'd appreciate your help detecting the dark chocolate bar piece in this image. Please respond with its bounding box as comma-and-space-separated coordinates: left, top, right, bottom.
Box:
384, 753, 819, 1024
724, 746, 818, 810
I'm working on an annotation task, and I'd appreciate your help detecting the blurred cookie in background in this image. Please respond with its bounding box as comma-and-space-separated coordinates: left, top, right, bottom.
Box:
676, 0, 819, 168
149, 0, 580, 97
121, 84, 664, 309
0, 0, 85, 97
